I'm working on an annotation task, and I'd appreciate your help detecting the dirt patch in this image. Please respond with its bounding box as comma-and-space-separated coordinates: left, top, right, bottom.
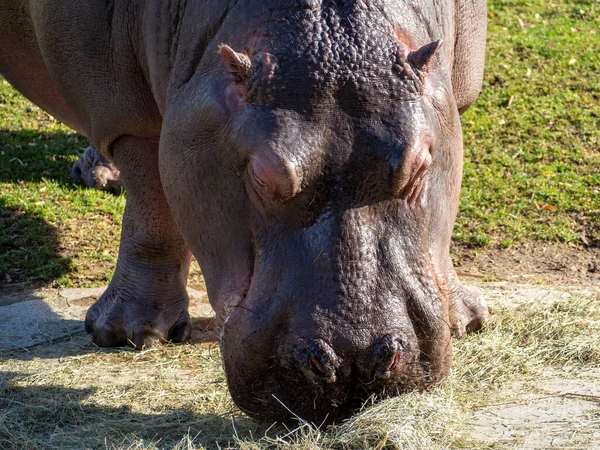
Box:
453, 242, 600, 286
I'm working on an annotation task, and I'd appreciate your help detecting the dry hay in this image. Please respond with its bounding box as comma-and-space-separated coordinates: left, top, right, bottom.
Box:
1, 293, 599, 449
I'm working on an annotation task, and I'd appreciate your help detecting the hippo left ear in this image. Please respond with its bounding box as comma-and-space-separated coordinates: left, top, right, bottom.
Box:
219, 44, 252, 83
408, 39, 443, 73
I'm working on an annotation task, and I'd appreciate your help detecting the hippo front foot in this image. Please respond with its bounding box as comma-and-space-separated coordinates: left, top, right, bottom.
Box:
84, 287, 191, 349
448, 277, 490, 339
71, 146, 124, 194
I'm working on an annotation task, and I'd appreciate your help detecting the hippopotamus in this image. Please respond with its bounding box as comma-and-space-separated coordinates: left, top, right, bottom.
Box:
70, 146, 124, 194
0, 0, 489, 422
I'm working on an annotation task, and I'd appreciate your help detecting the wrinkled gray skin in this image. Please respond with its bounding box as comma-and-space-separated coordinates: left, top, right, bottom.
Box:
0, 0, 489, 422
71, 146, 123, 194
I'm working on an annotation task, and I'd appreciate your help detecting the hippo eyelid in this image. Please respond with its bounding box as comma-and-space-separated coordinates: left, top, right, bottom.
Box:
252, 171, 266, 187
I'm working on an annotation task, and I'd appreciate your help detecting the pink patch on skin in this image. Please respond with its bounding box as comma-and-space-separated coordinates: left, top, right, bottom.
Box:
423, 77, 434, 98
422, 60, 443, 101
388, 351, 400, 372
393, 27, 416, 50
249, 149, 299, 203
224, 83, 246, 113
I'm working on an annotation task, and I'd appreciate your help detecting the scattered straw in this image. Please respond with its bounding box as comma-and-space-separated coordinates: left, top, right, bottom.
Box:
1, 293, 599, 449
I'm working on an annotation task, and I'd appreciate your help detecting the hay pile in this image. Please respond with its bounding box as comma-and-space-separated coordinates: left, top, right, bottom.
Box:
1, 294, 599, 449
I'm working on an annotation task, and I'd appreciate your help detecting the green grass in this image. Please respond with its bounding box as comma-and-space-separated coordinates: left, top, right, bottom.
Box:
0, 78, 125, 288
1, 0, 599, 288
458, 0, 600, 247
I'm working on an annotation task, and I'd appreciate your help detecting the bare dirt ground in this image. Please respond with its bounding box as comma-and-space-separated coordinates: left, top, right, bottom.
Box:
454, 242, 600, 287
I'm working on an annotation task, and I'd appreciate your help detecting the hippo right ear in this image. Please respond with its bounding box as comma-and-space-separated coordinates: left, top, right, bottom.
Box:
408, 40, 443, 74
219, 45, 252, 84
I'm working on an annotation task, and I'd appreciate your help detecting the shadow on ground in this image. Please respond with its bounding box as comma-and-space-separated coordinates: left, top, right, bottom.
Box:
0, 320, 218, 362
0, 331, 108, 361
0, 198, 73, 292
0, 129, 89, 292
0, 129, 85, 184
0, 372, 257, 450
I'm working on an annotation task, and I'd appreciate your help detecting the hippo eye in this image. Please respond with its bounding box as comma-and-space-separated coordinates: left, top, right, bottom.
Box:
245, 150, 300, 208
253, 171, 267, 188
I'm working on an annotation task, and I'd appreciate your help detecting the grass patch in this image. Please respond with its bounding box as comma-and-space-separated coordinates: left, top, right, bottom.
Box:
1, 292, 599, 449
0, 79, 124, 288
457, 0, 600, 247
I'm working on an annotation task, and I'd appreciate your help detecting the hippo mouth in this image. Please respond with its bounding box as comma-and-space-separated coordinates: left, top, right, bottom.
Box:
216, 245, 453, 423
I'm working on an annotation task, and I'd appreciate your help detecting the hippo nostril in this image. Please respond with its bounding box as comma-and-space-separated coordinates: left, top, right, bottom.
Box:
308, 356, 328, 377
293, 339, 339, 384
371, 334, 407, 380
387, 351, 400, 372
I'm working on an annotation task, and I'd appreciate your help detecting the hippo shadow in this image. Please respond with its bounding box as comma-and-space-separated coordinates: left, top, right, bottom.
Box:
0, 129, 101, 292
0, 129, 87, 185
0, 197, 73, 294
0, 371, 270, 450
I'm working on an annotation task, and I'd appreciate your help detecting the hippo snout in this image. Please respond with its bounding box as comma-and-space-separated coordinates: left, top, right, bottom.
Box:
291, 334, 411, 386
218, 279, 448, 423
220, 325, 426, 423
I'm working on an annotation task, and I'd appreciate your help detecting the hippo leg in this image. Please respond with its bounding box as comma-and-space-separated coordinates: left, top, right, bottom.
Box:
445, 259, 489, 338
429, 252, 489, 339
71, 146, 124, 194
85, 136, 192, 348
442, 0, 489, 338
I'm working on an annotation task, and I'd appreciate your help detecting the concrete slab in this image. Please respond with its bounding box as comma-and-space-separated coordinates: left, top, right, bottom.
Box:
0, 286, 216, 352
0, 299, 84, 351
472, 390, 600, 448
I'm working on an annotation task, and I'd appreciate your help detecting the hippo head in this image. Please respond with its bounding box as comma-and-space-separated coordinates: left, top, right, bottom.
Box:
159, 2, 463, 422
